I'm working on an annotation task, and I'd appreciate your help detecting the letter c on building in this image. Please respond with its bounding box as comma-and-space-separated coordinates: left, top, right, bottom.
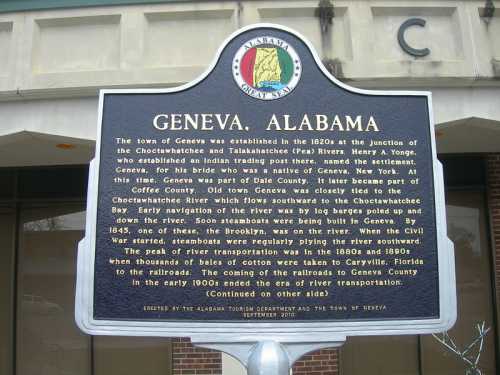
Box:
397, 18, 430, 57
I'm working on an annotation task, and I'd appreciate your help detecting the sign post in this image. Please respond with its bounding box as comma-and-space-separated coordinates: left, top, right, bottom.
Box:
76, 24, 456, 374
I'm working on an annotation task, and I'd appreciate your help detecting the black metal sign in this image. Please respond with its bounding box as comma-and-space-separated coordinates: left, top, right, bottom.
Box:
76, 24, 455, 339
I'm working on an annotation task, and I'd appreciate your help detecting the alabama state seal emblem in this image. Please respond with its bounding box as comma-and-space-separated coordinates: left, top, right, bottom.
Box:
232, 36, 302, 100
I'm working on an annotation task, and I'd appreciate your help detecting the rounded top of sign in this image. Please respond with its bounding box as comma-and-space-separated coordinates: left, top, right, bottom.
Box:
232, 36, 302, 100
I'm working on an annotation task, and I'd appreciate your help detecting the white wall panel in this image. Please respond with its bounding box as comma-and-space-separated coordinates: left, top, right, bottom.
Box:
144, 9, 235, 67
32, 15, 121, 73
483, 15, 500, 60
0, 22, 13, 76
258, 6, 352, 61
371, 6, 463, 61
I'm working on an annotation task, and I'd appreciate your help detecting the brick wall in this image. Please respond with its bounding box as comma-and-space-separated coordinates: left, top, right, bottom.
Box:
293, 348, 339, 375
172, 338, 222, 375
487, 154, 500, 295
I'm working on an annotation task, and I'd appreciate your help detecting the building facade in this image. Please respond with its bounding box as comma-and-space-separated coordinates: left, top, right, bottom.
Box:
0, 1, 499, 374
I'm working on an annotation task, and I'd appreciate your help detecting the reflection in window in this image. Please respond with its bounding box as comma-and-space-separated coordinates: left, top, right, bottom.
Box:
446, 205, 480, 256
17, 206, 91, 375
23, 211, 86, 232
420, 192, 496, 375
16, 205, 173, 375
341, 191, 497, 375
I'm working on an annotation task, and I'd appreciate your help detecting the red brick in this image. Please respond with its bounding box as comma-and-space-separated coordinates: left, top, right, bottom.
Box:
293, 348, 339, 375
487, 153, 500, 335
172, 338, 221, 375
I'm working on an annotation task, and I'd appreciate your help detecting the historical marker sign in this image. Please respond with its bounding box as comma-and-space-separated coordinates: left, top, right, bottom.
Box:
76, 24, 455, 342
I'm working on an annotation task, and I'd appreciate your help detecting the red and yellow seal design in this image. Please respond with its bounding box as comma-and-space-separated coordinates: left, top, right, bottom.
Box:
233, 36, 301, 100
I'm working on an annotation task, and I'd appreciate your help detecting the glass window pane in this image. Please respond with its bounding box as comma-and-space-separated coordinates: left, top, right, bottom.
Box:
421, 191, 497, 375
0, 169, 15, 199
94, 337, 172, 375
341, 336, 420, 375
18, 167, 88, 200
0, 207, 15, 375
17, 205, 90, 375
440, 156, 485, 189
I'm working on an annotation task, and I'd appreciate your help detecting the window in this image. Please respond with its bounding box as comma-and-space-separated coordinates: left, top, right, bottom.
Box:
341, 157, 497, 375
0, 167, 172, 375
0, 206, 15, 375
